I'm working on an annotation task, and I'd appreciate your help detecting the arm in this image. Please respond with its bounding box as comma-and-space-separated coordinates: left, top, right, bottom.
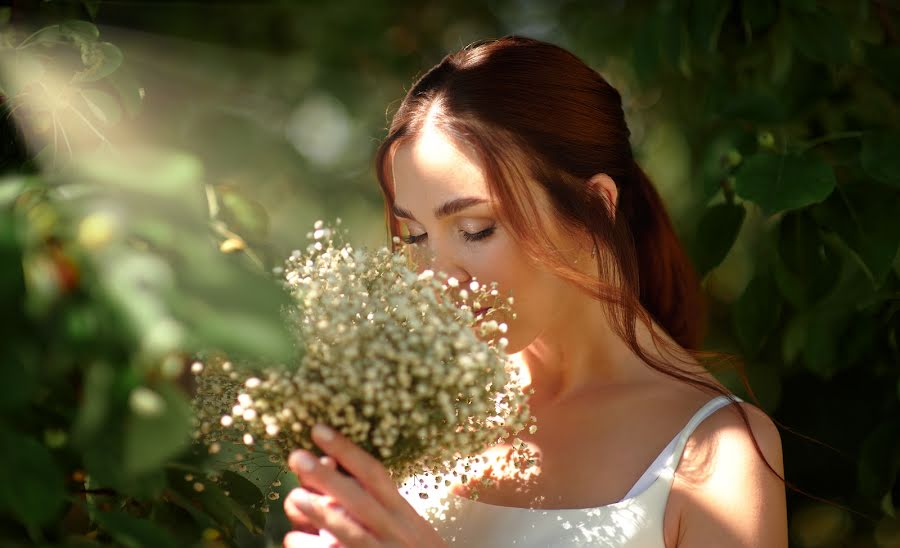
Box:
674, 404, 788, 548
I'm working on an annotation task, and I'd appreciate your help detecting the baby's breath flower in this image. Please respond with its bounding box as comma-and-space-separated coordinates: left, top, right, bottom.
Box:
192, 222, 532, 501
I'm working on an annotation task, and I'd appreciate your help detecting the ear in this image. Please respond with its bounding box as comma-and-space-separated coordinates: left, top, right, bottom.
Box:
587, 173, 618, 222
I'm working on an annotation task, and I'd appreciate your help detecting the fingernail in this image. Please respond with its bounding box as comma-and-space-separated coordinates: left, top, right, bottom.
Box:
312, 424, 335, 442
290, 488, 312, 510
290, 450, 316, 472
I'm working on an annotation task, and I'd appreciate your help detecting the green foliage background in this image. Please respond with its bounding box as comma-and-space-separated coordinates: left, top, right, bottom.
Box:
1, 1, 898, 546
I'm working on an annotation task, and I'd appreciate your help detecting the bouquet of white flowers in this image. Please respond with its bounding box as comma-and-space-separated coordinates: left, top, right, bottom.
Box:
192, 222, 535, 500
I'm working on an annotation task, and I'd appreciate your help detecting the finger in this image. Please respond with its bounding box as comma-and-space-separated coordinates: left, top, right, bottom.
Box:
286, 487, 374, 548
321, 455, 337, 469
288, 451, 399, 540
309, 425, 409, 512
283, 490, 327, 534
283, 530, 340, 548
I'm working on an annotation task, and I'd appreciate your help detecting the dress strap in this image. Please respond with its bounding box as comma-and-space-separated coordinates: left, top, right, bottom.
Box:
662, 394, 743, 475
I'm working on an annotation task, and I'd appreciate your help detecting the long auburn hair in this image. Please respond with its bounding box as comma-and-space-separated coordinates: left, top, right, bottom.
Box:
374, 35, 862, 517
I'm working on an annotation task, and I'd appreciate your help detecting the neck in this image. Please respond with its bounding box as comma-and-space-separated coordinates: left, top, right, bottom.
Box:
514, 294, 681, 409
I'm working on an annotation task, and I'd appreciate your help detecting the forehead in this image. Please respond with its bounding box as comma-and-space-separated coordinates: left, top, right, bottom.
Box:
390, 126, 489, 206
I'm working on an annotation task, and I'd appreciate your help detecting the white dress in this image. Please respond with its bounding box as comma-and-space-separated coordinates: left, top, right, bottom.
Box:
400, 394, 743, 547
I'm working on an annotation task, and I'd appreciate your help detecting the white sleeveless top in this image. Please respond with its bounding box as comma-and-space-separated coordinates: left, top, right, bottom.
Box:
400, 394, 743, 547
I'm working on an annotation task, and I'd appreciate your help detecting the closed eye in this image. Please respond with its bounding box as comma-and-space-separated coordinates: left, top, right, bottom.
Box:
401, 233, 427, 245
401, 226, 496, 245
462, 226, 495, 242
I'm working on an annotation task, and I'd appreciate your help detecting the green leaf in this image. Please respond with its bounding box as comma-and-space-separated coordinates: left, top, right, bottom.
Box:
74, 42, 124, 83
123, 384, 193, 477
810, 182, 900, 287
167, 469, 265, 535
61, 20, 100, 42
216, 471, 266, 532
773, 212, 841, 309
801, 306, 850, 378
19, 20, 98, 48
791, 9, 851, 64
733, 273, 781, 357
698, 130, 755, 200
735, 153, 836, 215
781, 312, 807, 366
693, 202, 746, 276
94, 511, 179, 548
0, 429, 66, 528
861, 130, 900, 187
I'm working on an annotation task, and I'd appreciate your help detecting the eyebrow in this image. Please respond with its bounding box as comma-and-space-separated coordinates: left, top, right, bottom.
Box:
391, 196, 488, 221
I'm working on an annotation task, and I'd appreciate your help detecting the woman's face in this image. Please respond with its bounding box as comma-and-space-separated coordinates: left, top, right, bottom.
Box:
389, 127, 581, 354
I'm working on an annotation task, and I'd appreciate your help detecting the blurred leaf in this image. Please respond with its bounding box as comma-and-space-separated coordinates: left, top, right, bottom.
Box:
219, 186, 270, 239
869, 46, 900, 95
773, 212, 841, 309
810, 182, 900, 287
733, 273, 781, 357
735, 153, 836, 215
82, 0, 101, 19
0, 348, 37, 411
781, 312, 807, 366
0, 429, 66, 528
60, 20, 101, 42
693, 202, 745, 276
79, 89, 122, 126
72, 361, 116, 444
106, 67, 144, 118
74, 42, 125, 83
801, 306, 850, 378
861, 130, 900, 187
688, 0, 730, 52
123, 384, 193, 477
167, 468, 264, 535
633, 15, 661, 85
858, 418, 900, 499
742, 0, 777, 38
1, 51, 46, 96
73, 147, 206, 215
94, 511, 179, 548
217, 471, 266, 532
698, 129, 754, 200
791, 9, 851, 64
719, 92, 787, 123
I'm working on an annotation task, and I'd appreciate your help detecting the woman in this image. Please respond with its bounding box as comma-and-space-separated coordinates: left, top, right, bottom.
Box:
282, 36, 788, 547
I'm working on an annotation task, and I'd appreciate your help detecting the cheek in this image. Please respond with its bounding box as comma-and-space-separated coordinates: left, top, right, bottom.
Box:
464, 238, 565, 352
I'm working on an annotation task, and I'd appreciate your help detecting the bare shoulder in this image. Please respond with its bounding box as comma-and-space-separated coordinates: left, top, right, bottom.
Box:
667, 400, 788, 548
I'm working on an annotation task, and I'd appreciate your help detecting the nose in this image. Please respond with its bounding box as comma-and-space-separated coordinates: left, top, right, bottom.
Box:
421, 242, 470, 284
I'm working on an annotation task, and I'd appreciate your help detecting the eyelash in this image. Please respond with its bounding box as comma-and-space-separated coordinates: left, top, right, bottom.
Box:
401, 226, 496, 245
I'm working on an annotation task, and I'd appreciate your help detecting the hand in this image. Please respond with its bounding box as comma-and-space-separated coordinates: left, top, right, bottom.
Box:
283, 424, 447, 548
